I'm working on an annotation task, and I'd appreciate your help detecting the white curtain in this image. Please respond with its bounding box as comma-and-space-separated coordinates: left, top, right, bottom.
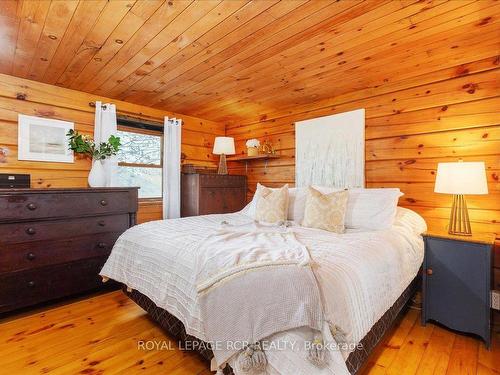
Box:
94, 101, 118, 187
163, 117, 182, 219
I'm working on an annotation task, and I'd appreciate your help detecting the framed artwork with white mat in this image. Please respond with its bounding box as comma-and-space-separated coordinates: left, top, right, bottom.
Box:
18, 114, 74, 163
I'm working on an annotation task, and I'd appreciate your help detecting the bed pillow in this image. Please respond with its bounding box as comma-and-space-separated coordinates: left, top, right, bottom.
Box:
394, 207, 427, 234
244, 186, 298, 220
302, 187, 348, 233
254, 183, 289, 223
345, 188, 403, 230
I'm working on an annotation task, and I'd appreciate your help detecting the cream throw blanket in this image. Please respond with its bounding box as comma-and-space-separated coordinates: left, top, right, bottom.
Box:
195, 221, 324, 369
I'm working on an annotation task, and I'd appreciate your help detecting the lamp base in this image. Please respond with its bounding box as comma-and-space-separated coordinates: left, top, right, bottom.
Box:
217, 153, 228, 175
448, 194, 472, 236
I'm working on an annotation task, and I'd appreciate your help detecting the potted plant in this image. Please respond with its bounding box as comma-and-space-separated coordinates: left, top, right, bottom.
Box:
246, 139, 260, 156
67, 129, 121, 187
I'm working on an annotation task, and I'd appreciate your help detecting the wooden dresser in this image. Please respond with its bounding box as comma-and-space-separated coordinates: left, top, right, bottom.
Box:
0, 187, 138, 314
181, 173, 247, 217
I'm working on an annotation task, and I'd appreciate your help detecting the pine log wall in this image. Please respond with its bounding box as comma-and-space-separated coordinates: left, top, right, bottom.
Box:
0, 73, 224, 223
226, 58, 499, 240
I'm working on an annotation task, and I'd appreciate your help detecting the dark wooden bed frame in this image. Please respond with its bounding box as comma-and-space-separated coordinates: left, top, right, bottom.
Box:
124, 274, 419, 374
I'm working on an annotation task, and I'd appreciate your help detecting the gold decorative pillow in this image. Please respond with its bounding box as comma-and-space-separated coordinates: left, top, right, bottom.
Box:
254, 183, 289, 223
302, 187, 348, 233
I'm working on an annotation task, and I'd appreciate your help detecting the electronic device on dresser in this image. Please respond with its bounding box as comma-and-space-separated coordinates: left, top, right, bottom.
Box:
422, 231, 495, 348
0, 187, 138, 314
0, 173, 30, 189
181, 173, 247, 217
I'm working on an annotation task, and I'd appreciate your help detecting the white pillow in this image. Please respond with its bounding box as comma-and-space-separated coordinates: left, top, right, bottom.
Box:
394, 207, 427, 234
308, 186, 402, 230
244, 185, 403, 230
345, 188, 403, 230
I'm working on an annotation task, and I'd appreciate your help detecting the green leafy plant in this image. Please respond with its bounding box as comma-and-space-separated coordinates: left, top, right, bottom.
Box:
67, 129, 121, 160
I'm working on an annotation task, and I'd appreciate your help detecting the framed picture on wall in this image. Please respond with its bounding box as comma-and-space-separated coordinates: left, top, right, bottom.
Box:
18, 114, 74, 163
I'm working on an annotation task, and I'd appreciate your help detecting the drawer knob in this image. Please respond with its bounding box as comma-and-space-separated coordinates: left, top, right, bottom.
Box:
100, 199, 108, 206
27, 281, 35, 288
26, 252, 36, 261
26, 227, 36, 235
426, 268, 433, 276
26, 203, 37, 211
97, 242, 107, 249
98, 220, 106, 227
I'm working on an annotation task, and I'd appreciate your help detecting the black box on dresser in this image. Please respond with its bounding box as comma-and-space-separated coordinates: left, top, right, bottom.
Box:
0, 187, 138, 314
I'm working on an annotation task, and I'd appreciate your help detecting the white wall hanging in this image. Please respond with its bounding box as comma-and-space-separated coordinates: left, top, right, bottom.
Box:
295, 108, 365, 188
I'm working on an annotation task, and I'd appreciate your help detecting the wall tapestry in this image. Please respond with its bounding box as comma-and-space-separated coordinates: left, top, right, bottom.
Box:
295, 108, 365, 188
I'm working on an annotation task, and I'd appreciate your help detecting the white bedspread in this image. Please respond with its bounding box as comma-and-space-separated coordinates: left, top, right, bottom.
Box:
195, 221, 323, 368
100, 213, 423, 375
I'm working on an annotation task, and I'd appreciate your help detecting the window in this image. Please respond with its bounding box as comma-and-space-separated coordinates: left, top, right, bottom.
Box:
116, 127, 162, 199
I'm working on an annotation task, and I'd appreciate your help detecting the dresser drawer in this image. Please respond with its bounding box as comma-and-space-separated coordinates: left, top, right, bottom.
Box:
0, 214, 129, 244
0, 232, 121, 274
0, 257, 108, 313
0, 190, 137, 222
199, 187, 246, 214
199, 174, 246, 188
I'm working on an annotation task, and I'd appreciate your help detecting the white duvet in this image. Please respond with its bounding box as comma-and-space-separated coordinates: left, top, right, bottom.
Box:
100, 210, 424, 375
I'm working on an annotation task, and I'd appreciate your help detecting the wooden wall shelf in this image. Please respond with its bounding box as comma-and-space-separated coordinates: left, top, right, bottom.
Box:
229, 154, 280, 161
228, 154, 280, 172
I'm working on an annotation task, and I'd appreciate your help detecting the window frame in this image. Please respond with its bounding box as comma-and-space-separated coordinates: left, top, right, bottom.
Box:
117, 124, 163, 201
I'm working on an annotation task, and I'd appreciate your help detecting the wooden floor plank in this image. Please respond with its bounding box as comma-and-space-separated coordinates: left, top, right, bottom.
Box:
415, 325, 456, 375
0, 291, 498, 375
445, 335, 479, 375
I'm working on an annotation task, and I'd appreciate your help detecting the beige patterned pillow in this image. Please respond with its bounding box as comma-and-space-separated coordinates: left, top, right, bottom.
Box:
302, 187, 348, 233
254, 183, 289, 223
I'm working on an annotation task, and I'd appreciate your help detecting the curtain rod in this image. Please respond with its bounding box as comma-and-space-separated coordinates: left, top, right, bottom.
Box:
117, 114, 164, 132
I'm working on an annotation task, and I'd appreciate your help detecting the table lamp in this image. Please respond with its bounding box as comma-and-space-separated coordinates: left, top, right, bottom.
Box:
434, 160, 488, 236
213, 137, 235, 175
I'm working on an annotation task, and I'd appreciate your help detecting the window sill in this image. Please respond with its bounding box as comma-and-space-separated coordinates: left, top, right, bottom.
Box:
139, 198, 163, 206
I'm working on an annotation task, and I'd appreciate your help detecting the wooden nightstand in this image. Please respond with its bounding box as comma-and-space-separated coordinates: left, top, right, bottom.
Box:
422, 232, 495, 348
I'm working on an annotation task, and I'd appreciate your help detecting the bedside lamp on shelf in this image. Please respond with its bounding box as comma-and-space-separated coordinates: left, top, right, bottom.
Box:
434, 160, 488, 236
213, 137, 235, 175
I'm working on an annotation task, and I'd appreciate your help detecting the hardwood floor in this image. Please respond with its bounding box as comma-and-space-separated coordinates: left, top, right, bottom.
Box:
0, 291, 498, 375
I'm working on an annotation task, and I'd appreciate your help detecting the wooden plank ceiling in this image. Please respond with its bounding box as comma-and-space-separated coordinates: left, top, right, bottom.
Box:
0, 0, 497, 124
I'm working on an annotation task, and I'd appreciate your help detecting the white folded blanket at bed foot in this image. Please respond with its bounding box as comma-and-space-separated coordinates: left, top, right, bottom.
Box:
194, 221, 347, 374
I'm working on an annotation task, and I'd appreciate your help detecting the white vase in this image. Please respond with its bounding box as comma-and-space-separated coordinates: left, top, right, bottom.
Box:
88, 159, 106, 187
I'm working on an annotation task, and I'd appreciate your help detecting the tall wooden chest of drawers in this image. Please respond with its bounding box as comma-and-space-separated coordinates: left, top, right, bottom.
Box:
0, 187, 138, 314
181, 174, 247, 217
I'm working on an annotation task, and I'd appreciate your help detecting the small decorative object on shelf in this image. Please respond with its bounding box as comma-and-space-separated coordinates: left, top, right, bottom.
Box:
261, 140, 276, 155
246, 139, 260, 156
434, 160, 488, 236
67, 129, 121, 187
213, 137, 235, 175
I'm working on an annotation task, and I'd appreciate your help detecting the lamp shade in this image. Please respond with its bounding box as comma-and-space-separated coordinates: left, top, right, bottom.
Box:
434, 161, 488, 195
213, 137, 235, 155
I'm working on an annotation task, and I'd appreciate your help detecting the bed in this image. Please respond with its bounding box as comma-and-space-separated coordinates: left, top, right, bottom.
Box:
100, 204, 425, 375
